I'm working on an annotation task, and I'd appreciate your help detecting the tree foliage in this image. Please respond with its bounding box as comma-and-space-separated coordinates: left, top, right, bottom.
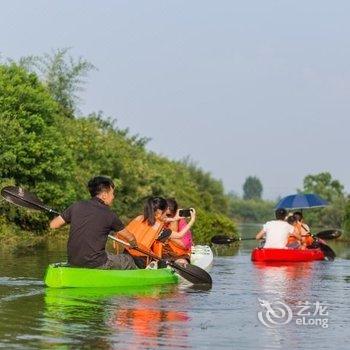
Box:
300, 172, 344, 202
0, 64, 76, 231
299, 172, 346, 229
228, 196, 274, 223
19, 48, 96, 118
243, 176, 263, 200
0, 61, 236, 243
342, 199, 350, 240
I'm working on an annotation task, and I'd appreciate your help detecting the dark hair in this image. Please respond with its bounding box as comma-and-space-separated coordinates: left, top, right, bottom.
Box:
275, 208, 287, 220
143, 197, 167, 226
287, 214, 297, 225
87, 176, 115, 197
293, 211, 303, 221
166, 198, 178, 217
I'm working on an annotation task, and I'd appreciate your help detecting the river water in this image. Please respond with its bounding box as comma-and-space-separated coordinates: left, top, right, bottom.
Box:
0, 225, 349, 349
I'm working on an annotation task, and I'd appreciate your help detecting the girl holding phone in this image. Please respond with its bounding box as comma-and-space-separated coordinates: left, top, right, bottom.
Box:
161, 198, 196, 265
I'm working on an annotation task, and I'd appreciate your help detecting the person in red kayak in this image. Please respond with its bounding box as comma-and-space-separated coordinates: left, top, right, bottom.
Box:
256, 208, 301, 248
49, 176, 138, 269
293, 211, 314, 248
286, 214, 302, 248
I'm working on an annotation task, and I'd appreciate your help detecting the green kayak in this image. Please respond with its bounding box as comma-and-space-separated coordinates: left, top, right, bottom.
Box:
44, 263, 179, 288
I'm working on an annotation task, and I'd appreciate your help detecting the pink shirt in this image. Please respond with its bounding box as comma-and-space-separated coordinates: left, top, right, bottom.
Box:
178, 218, 193, 249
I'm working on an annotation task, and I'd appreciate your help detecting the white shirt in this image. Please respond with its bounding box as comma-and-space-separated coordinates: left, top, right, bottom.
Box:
262, 220, 295, 248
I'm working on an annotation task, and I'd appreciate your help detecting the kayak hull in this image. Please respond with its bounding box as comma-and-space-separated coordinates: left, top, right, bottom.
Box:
44, 263, 179, 288
251, 248, 325, 262
44, 245, 213, 288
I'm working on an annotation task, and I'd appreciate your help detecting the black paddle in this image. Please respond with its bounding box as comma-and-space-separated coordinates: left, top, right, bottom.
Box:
315, 229, 342, 240
1, 186, 60, 215
108, 235, 212, 285
211, 235, 255, 244
1, 186, 212, 285
211, 229, 342, 245
312, 241, 336, 261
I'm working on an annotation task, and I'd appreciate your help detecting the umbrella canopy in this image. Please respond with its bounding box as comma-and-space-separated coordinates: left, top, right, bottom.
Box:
275, 193, 328, 210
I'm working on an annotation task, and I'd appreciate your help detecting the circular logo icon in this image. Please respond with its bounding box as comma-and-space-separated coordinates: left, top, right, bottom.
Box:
258, 299, 293, 328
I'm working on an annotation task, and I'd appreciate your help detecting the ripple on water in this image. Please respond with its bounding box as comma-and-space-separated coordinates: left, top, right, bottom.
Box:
0, 277, 44, 287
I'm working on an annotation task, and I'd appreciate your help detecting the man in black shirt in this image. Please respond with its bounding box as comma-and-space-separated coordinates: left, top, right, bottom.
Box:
49, 176, 138, 269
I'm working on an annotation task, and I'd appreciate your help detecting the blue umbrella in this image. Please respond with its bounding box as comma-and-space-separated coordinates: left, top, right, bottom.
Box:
275, 193, 328, 210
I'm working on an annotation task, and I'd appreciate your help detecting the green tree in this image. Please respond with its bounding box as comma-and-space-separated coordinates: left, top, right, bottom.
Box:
243, 176, 263, 200
192, 209, 238, 243
299, 172, 346, 229
228, 196, 274, 223
300, 172, 344, 202
342, 199, 350, 240
0, 63, 76, 231
19, 48, 96, 118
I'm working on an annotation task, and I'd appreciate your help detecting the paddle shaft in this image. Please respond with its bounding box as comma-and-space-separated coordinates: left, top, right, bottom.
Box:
108, 235, 163, 261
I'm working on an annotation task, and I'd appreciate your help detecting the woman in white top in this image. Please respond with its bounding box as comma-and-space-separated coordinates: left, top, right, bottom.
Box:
256, 208, 301, 248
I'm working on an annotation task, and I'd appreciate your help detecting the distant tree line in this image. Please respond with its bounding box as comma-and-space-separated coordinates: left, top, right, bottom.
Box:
230, 172, 350, 240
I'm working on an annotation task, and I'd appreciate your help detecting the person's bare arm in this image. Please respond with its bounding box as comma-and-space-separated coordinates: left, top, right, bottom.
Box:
49, 216, 66, 229
169, 209, 196, 239
290, 227, 301, 240
256, 229, 265, 240
115, 228, 137, 246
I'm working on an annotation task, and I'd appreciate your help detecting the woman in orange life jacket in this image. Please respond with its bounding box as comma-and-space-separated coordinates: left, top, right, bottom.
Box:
158, 198, 196, 266
293, 211, 313, 248
118, 197, 169, 268
286, 214, 302, 249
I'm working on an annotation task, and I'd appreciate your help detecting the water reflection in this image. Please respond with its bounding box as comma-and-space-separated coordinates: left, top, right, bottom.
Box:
109, 300, 190, 349
252, 261, 316, 302
211, 243, 240, 257
43, 285, 191, 349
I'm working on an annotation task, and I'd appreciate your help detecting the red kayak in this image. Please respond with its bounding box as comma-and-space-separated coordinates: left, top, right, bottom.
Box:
251, 248, 325, 262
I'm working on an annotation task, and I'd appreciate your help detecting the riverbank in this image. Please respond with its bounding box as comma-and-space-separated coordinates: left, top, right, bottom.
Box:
0, 228, 69, 255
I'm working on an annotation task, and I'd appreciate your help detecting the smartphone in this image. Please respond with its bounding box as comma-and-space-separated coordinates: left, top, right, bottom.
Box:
179, 208, 192, 217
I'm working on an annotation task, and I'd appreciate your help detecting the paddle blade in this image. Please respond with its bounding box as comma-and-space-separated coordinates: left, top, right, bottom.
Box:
170, 262, 212, 285
211, 235, 238, 245
316, 230, 342, 240
1, 186, 44, 209
1, 186, 60, 215
317, 242, 336, 261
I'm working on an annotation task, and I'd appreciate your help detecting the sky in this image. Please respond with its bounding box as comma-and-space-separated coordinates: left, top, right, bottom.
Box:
1, 1, 350, 199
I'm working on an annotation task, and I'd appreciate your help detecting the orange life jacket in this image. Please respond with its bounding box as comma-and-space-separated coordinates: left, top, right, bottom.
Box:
156, 239, 191, 261
303, 235, 314, 246
287, 222, 301, 244
167, 239, 191, 257
287, 222, 314, 246
125, 215, 164, 258
299, 222, 314, 246
161, 221, 191, 258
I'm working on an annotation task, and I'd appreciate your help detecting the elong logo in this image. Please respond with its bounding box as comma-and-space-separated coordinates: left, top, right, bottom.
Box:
257, 299, 329, 328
